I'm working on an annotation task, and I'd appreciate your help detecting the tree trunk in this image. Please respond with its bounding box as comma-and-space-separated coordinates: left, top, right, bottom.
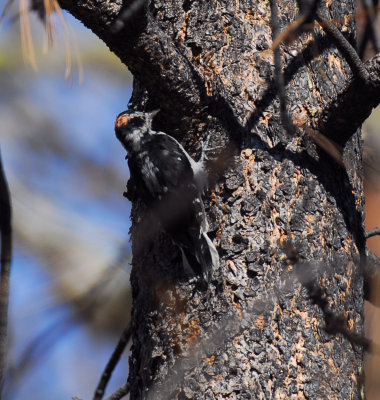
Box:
59, 1, 372, 398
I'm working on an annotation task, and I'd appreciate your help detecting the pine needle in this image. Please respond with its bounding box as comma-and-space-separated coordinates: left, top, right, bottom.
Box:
42, 0, 56, 53
50, 0, 71, 79
1, 0, 83, 82
20, 0, 38, 70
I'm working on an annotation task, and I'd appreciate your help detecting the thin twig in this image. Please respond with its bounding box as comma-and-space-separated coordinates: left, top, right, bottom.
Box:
316, 9, 369, 82
269, 0, 296, 136
0, 152, 12, 400
272, 0, 321, 48
4, 264, 128, 395
359, 0, 380, 58
366, 227, 380, 239
111, 0, 148, 33
105, 381, 131, 400
363, 249, 380, 304
304, 127, 344, 166
93, 323, 132, 400
285, 242, 377, 353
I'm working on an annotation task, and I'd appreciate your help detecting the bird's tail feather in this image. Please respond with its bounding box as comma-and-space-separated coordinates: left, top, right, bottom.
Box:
178, 230, 219, 282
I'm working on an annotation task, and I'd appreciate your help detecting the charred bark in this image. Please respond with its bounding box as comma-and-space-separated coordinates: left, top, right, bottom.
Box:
57, 0, 373, 398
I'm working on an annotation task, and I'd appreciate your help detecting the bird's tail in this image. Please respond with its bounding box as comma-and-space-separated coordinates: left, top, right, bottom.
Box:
178, 229, 219, 282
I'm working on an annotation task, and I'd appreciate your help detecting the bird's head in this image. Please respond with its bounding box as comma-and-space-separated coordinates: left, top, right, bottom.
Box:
115, 110, 159, 151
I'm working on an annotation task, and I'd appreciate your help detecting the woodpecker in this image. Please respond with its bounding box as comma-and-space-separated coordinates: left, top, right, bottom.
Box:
115, 110, 219, 281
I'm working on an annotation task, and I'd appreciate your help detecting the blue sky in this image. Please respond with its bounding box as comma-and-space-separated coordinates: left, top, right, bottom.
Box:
0, 3, 134, 398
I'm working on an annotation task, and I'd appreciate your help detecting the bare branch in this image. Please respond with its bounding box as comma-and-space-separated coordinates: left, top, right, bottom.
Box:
319, 54, 380, 144
269, 0, 296, 136
286, 242, 373, 351
359, 0, 380, 58
316, 10, 369, 82
94, 324, 132, 400
363, 249, 380, 305
105, 381, 130, 400
0, 151, 12, 399
110, 0, 148, 33
366, 227, 380, 239
272, 0, 321, 48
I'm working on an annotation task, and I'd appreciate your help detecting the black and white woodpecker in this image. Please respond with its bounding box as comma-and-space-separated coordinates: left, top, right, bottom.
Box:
115, 110, 219, 282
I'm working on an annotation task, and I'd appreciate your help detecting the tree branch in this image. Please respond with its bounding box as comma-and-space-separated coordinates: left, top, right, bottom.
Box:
318, 54, 380, 144
58, 0, 204, 119
363, 249, 380, 305
366, 227, 380, 239
286, 242, 373, 350
105, 381, 130, 400
94, 324, 132, 400
0, 151, 12, 399
269, 0, 296, 136
359, 0, 380, 58
316, 10, 369, 82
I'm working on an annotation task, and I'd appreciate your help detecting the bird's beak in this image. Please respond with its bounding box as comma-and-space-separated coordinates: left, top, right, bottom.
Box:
149, 109, 160, 118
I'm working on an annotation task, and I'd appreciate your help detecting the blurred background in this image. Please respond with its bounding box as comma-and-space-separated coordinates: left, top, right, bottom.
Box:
1, 1, 133, 398
0, 1, 379, 399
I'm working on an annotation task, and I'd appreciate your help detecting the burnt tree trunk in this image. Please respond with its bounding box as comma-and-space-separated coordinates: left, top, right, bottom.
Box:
58, 0, 380, 398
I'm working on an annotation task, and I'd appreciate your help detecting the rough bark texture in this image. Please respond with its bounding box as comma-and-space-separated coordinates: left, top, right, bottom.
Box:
59, 0, 367, 398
